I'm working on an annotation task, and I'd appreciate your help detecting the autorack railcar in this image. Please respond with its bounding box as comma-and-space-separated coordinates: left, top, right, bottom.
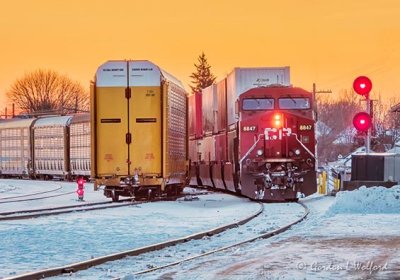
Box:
0, 114, 91, 180
90, 60, 188, 201
0, 118, 37, 178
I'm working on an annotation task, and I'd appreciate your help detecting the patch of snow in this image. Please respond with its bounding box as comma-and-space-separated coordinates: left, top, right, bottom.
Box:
0, 182, 17, 193
33, 116, 72, 127
50, 203, 305, 280
0, 179, 260, 278
332, 126, 356, 144
326, 185, 400, 215
130, 191, 400, 280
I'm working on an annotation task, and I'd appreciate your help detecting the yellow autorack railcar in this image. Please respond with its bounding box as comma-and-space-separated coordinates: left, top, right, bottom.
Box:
91, 60, 188, 201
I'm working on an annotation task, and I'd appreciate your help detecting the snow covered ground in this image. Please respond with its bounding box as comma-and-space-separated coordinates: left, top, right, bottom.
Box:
1, 180, 399, 280
0, 179, 260, 278
0, 180, 108, 212
136, 186, 400, 280
50, 200, 305, 279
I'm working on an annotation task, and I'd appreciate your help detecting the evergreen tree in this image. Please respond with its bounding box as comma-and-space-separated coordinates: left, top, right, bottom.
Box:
189, 52, 216, 94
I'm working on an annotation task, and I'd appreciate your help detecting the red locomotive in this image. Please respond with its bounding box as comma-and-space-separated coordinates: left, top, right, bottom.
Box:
188, 67, 317, 202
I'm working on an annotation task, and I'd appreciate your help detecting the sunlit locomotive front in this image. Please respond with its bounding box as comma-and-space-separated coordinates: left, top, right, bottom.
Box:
238, 87, 317, 201
188, 67, 317, 202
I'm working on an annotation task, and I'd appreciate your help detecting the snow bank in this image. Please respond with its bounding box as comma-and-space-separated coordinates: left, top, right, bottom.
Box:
326, 185, 400, 215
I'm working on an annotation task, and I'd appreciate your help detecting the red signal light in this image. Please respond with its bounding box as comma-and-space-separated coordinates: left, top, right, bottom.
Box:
353, 76, 372, 97
353, 112, 372, 132
77, 178, 85, 186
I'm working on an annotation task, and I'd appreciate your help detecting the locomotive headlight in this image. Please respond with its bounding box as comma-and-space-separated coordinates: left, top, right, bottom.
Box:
273, 113, 282, 128
294, 149, 301, 155
256, 149, 263, 156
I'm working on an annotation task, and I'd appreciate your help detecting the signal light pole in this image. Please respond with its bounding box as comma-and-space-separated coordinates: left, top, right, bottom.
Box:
366, 98, 371, 153
353, 76, 373, 154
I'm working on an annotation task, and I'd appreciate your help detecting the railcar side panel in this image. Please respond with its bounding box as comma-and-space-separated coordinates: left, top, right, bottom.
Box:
0, 119, 36, 177
164, 82, 187, 183
70, 114, 91, 177
33, 116, 72, 178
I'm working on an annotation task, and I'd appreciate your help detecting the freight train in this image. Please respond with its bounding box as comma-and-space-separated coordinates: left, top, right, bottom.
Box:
0, 114, 90, 180
188, 68, 317, 201
0, 61, 317, 202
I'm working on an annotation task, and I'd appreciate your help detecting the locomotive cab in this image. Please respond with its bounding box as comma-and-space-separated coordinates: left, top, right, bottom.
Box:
238, 86, 317, 201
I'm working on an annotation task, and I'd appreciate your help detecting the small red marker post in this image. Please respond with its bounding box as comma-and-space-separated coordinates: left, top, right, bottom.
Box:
76, 178, 85, 201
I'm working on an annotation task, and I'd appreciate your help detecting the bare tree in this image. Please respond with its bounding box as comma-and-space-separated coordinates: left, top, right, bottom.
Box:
316, 89, 362, 162
317, 88, 400, 162
6, 69, 88, 115
374, 96, 400, 147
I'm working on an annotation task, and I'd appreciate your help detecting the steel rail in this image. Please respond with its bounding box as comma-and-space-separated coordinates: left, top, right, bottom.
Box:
130, 201, 309, 277
0, 185, 63, 201
0, 189, 213, 221
0, 191, 75, 204
3, 202, 264, 280
0, 200, 114, 216
0, 200, 140, 221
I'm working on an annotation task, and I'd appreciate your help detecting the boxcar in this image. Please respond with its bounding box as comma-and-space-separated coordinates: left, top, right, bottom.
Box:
0, 118, 37, 178
69, 113, 91, 179
91, 60, 188, 201
33, 116, 72, 179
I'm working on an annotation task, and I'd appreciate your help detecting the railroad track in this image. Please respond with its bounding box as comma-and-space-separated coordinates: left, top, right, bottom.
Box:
0, 183, 213, 221
0, 193, 199, 221
131, 201, 309, 278
0, 185, 69, 204
0, 200, 138, 221
4, 201, 264, 280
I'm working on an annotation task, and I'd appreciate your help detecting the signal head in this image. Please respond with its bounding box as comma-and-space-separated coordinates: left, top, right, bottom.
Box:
353, 112, 372, 132
353, 76, 372, 97
77, 178, 85, 186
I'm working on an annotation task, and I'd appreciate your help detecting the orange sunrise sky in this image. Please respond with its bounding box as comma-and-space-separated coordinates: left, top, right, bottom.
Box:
1, 0, 400, 113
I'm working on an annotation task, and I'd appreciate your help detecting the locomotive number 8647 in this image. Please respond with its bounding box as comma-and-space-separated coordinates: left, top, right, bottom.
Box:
188, 67, 317, 202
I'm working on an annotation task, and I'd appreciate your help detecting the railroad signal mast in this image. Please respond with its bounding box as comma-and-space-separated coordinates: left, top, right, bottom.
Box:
353, 76, 373, 153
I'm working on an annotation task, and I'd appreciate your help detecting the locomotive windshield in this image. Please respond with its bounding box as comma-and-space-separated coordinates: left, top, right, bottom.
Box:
278, 97, 310, 109
242, 98, 274, 110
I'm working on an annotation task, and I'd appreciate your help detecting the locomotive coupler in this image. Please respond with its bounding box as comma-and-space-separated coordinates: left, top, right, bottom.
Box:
263, 173, 273, 189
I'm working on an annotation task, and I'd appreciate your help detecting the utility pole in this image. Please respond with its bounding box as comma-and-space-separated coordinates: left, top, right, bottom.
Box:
312, 83, 332, 169
312, 83, 332, 119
